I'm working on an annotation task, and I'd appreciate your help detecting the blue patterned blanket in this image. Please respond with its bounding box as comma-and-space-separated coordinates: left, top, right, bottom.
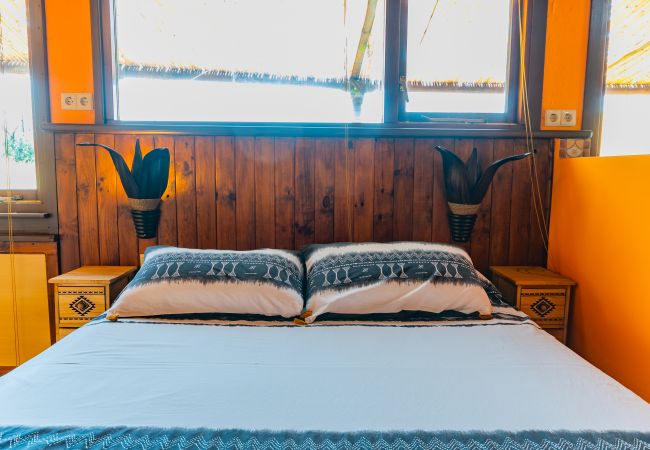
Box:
1, 427, 649, 450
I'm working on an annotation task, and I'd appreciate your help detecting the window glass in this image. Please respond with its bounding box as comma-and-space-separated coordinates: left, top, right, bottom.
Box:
0, 0, 36, 190
114, 0, 385, 123
600, 0, 650, 156
405, 0, 513, 115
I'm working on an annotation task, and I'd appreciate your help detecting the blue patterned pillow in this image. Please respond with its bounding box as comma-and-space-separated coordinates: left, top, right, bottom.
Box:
108, 246, 304, 319
302, 242, 500, 323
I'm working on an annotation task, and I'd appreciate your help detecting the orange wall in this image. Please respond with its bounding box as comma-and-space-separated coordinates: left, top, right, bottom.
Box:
45, 0, 95, 124
548, 154, 650, 401
541, 0, 591, 130
544, 0, 650, 401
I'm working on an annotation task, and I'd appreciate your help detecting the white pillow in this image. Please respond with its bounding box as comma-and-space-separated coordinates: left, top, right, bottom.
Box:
302, 242, 495, 323
108, 246, 304, 319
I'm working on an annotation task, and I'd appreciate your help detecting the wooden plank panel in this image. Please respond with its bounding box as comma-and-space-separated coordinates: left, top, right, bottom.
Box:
294, 138, 315, 249
154, 135, 177, 247
113, 134, 138, 265
334, 139, 355, 242
94, 134, 119, 265
432, 138, 454, 244
470, 139, 494, 274
74, 133, 100, 266
508, 139, 533, 265
235, 137, 256, 250
195, 136, 217, 249
353, 139, 374, 242
54, 133, 80, 272
215, 137, 237, 249
136, 135, 158, 254
528, 139, 552, 266
274, 138, 295, 250
412, 139, 434, 242
489, 139, 515, 267
392, 138, 414, 241
314, 139, 335, 244
174, 136, 198, 249
373, 138, 394, 242
254, 138, 275, 249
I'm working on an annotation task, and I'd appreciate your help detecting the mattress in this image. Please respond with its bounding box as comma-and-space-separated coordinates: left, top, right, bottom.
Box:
1, 307, 649, 449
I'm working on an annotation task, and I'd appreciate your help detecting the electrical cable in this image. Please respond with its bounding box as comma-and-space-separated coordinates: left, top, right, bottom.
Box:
517, 0, 550, 254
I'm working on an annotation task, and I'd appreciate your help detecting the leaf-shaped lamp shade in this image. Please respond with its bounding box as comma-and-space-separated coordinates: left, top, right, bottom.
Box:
77, 142, 171, 200
434, 145, 472, 204
77, 142, 140, 198
469, 152, 531, 204
435, 145, 531, 206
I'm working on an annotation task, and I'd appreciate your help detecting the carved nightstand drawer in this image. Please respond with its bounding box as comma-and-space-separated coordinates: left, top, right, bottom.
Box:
520, 288, 567, 327
57, 286, 106, 326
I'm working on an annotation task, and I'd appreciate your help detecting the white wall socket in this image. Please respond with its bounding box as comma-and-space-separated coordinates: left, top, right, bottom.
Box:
560, 110, 576, 126
61, 93, 77, 110
544, 110, 562, 127
545, 109, 577, 127
60, 93, 93, 111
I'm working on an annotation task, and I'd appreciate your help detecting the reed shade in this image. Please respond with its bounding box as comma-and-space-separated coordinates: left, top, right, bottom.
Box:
605, 0, 650, 91
0, 0, 30, 72
111, 0, 511, 95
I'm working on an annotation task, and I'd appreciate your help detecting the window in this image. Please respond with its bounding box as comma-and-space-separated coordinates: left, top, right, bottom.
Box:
112, 0, 385, 123
0, 0, 57, 234
105, 0, 522, 124
402, 0, 518, 120
599, 0, 650, 156
0, 0, 36, 191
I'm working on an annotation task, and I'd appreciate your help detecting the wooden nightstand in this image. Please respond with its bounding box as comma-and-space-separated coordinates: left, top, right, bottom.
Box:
490, 266, 576, 343
49, 266, 137, 340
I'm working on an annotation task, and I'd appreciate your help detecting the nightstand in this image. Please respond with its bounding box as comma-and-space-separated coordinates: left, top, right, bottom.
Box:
49, 266, 137, 340
490, 266, 576, 343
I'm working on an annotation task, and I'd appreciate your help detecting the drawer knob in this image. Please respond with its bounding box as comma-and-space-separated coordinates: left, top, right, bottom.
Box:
69, 296, 96, 316
530, 297, 556, 317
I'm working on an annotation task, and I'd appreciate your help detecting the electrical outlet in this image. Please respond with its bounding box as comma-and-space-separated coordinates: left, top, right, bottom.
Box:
60, 93, 93, 110
544, 110, 562, 127
560, 110, 576, 126
61, 93, 78, 110
77, 93, 94, 110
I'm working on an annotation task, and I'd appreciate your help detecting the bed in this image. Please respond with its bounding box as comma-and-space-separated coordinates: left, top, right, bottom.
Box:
1, 308, 650, 449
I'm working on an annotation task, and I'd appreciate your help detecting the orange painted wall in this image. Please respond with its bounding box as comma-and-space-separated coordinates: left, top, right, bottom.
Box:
44, 0, 95, 124
548, 154, 650, 401
544, 0, 650, 401
540, 0, 591, 130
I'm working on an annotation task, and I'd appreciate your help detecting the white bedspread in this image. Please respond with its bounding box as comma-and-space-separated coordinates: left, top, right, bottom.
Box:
1, 312, 649, 433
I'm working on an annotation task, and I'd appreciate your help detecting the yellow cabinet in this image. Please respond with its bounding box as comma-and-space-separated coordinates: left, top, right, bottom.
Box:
0, 254, 51, 366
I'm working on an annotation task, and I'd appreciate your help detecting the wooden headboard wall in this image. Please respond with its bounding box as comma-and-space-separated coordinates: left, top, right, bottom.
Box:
54, 133, 553, 274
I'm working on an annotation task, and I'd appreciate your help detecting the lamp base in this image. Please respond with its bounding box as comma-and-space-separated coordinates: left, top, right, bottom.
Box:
447, 212, 477, 243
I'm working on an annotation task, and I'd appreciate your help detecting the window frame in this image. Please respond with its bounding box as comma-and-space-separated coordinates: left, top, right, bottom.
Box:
95, 0, 549, 131
397, 0, 522, 123
0, 0, 58, 235
582, 0, 611, 157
